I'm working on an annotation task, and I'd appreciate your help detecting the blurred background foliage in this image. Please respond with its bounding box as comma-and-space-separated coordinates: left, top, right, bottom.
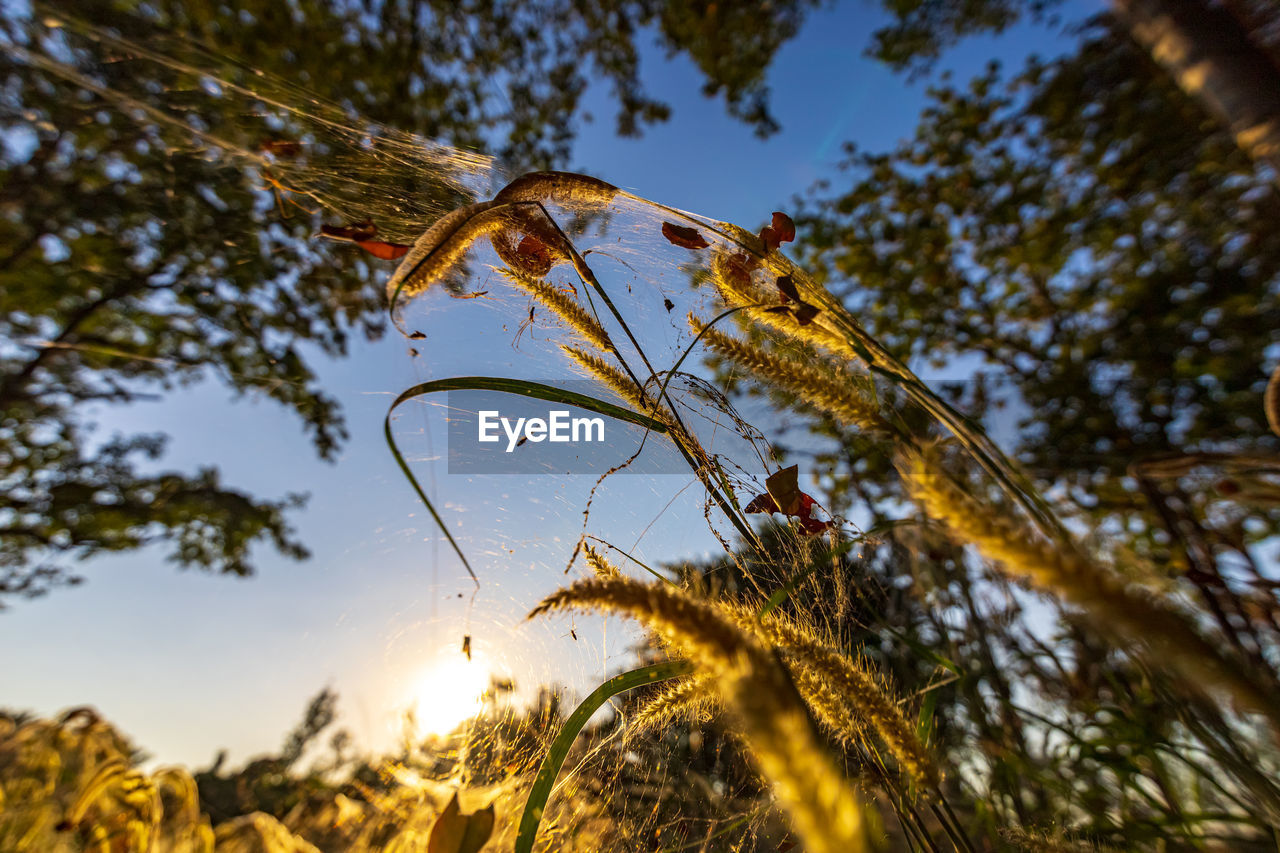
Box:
0, 0, 821, 601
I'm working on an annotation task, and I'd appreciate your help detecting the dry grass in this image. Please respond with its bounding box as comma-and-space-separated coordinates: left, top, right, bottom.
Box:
531, 576, 869, 853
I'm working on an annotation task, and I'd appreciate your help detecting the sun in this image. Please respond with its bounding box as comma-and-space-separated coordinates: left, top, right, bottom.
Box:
411, 650, 491, 736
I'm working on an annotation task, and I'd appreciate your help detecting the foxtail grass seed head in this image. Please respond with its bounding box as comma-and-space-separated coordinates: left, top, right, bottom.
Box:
559, 345, 664, 420
900, 445, 1280, 732
582, 544, 622, 580
691, 314, 888, 435
500, 268, 613, 352
386, 200, 507, 304
390, 171, 619, 305
629, 674, 717, 736
725, 602, 939, 787
493, 170, 619, 208
708, 252, 866, 362
710, 249, 773, 309
530, 577, 868, 853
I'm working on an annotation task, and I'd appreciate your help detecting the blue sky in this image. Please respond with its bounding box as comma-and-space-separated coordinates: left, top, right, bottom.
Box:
1, 1, 1101, 768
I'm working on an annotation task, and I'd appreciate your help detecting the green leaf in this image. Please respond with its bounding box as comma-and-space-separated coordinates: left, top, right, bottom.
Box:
515, 660, 694, 853
917, 689, 938, 750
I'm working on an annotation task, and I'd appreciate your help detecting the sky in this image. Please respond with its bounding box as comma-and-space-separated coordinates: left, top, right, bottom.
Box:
1, 0, 1101, 768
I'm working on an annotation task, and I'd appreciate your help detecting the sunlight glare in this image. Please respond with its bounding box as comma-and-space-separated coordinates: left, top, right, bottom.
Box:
411, 649, 491, 736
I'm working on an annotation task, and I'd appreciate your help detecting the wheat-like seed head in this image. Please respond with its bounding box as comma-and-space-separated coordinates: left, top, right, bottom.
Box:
529, 578, 754, 666
529, 577, 868, 853
559, 345, 669, 421
783, 645, 937, 787
629, 674, 718, 735
617, 589, 938, 787
390, 172, 619, 308
900, 445, 1280, 732
709, 249, 772, 308
582, 545, 622, 580
500, 268, 614, 353
708, 252, 865, 362
725, 602, 939, 787
493, 171, 619, 207
781, 657, 866, 738
386, 200, 509, 302
691, 314, 888, 435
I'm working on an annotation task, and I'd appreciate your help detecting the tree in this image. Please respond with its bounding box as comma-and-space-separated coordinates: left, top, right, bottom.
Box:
0, 0, 821, 603
791, 12, 1280, 672
655, 4, 1280, 842
1113, 0, 1280, 175
869, 0, 1280, 176
864, 0, 1066, 75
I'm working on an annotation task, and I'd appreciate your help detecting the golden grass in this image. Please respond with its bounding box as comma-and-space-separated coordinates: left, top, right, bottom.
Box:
743, 605, 938, 787
385, 200, 509, 301
690, 313, 889, 434
629, 674, 716, 734
501, 268, 614, 353
560, 345, 670, 424
0, 709, 216, 852
582, 544, 623, 580
707, 251, 866, 363
900, 444, 1280, 733
530, 576, 869, 853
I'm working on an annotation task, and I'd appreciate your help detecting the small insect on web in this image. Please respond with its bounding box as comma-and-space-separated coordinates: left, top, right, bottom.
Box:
511, 304, 537, 350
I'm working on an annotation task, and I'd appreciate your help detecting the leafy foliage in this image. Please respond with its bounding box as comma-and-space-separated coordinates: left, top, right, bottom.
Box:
648, 0, 822, 136
0, 0, 829, 603
866, 0, 1065, 75
0, 687, 608, 851
797, 17, 1280, 612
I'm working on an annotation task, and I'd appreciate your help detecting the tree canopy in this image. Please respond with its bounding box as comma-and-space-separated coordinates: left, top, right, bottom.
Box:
0, 0, 832, 602
5, 0, 1278, 626
682, 13, 1280, 833
792, 13, 1280, 581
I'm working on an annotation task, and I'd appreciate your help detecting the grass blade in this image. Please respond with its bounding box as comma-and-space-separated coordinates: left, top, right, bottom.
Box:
385, 377, 670, 585
515, 660, 694, 853
757, 539, 857, 619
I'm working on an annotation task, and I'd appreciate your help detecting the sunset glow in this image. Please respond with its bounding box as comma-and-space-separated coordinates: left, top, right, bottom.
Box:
411, 651, 491, 736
